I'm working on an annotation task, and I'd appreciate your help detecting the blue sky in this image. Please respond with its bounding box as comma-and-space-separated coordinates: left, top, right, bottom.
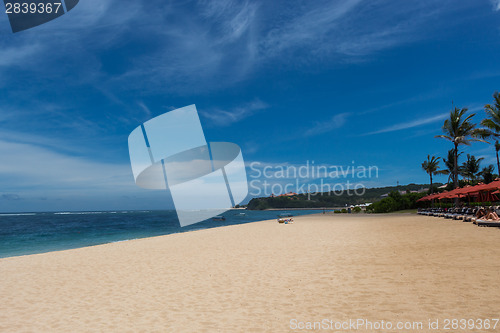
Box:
1, 0, 500, 212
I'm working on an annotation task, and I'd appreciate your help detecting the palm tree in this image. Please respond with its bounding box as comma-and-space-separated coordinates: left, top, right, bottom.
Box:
421, 155, 444, 194
479, 92, 500, 173
435, 107, 485, 190
460, 154, 483, 184
441, 148, 462, 185
480, 164, 496, 184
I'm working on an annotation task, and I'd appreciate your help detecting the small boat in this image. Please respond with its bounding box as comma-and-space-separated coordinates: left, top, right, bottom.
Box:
278, 212, 293, 218
212, 215, 226, 221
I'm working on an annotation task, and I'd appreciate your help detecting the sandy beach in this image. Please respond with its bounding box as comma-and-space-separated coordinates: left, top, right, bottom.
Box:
1, 213, 499, 332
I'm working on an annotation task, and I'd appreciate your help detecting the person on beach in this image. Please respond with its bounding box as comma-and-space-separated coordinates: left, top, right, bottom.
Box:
475, 208, 486, 219
484, 207, 500, 221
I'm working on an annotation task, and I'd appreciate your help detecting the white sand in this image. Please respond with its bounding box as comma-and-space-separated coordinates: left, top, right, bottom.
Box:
1, 213, 499, 332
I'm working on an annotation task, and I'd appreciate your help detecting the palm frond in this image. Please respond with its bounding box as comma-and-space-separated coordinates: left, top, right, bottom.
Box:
435, 134, 452, 141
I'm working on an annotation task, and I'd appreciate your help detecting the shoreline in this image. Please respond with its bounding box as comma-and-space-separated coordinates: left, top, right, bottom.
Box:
0, 209, 320, 259
0, 211, 366, 260
0, 210, 486, 261
0, 215, 286, 261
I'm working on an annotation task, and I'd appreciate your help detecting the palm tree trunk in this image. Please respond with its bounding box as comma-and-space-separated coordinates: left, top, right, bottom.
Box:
496, 143, 500, 176
430, 174, 433, 194
454, 143, 458, 207
453, 143, 458, 189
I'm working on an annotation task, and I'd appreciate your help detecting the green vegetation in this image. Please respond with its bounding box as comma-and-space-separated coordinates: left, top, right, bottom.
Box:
416, 91, 500, 207
460, 154, 483, 183
246, 183, 433, 210
441, 148, 461, 185
480, 164, 495, 184
435, 107, 486, 190
421, 155, 445, 194
366, 191, 425, 213
480, 92, 500, 174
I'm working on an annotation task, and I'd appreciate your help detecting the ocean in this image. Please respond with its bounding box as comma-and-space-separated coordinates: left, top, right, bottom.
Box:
0, 209, 320, 258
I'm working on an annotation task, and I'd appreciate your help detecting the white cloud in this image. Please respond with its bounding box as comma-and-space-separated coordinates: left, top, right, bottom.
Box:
108, 1, 259, 93
304, 113, 350, 137
257, 0, 451, 62
362, 113, 448, 136
201, 99, 269, 126
492, 0, 500, 11
104, 0, 457, 93
0, 0, 141, 86
0, 44, 41, 67
226, 2, 257, 41
260, 0, 363, 57
0, 0, 464, 95
0, 101, 109, 152
202, 0, 258, 42
137, 102, 152, 118
0, 139, 134, 191
335, 27, 408, 56
0, 129, 86, 155
200, 0, 236, 17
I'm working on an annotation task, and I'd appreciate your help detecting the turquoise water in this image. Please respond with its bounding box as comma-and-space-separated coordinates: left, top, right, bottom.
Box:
0, 209, 319, 258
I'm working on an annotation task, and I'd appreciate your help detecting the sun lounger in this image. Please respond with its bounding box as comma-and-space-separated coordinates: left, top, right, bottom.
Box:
452, 208, 467, 220
462, 208, 477, 222
475, 220, 500, 227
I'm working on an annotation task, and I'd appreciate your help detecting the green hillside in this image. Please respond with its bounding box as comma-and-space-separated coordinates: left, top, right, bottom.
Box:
246, 183, 436, 210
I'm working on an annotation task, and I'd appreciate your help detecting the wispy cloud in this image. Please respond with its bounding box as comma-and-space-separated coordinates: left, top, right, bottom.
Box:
304, 113, 350, 137
201, 0, 258, 43
361, 113, 448, 136
260, 0, 363, 57
0, 44, 41, 67
201, 99, 269, 126
0, 0, 141, 84
335, 26, 411, 57
0, 139, 133, 191
492, 0, 500, 11
66, 0, 458, 94
137, 102, 152, 118
108, 1, 259, 93
257, 0, 453, 63
0, 0, 465, 95
0, 101, 111, 153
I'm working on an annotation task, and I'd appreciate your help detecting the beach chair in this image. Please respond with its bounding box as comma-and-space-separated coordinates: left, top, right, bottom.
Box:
452, 208, 467, 220
462, 208, 476, 222
476, 220, 500, 227
444, 208, 456, 219
452, 208, 462, 220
